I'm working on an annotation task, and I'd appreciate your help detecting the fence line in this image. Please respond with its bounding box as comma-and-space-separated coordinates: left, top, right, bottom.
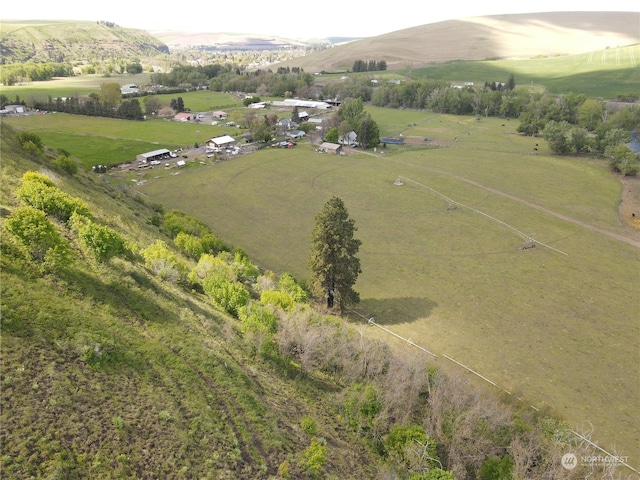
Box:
346, 307, 639, 475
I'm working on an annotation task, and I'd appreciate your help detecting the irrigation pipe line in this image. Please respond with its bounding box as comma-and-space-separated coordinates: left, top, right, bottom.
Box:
345, 306, 639, 475
395, 176, 568, 256
441, 354, 511, 396
571, 431, 640, 475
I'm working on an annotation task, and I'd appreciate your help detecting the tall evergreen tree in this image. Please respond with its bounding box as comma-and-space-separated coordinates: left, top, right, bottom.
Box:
308, 197, 362, 311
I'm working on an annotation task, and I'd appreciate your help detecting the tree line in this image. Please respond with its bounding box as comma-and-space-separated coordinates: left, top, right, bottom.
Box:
30, 96, 144, 121
0, 62, 74, 85
351, 59, 388, 72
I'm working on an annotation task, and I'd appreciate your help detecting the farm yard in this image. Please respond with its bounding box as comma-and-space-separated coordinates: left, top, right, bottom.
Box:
4, 102, 639, 469
119, 112, 640, 460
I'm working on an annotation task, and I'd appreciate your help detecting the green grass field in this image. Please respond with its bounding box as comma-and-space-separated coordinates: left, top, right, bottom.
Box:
3, 108, 242, 167
410, 44, 640, 97
4, 102, 639, 462
128, 116, 638, 458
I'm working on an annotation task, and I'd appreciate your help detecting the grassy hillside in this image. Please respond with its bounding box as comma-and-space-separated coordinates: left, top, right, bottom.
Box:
0, 123, 384, 479
408, 44, 640, 97
277, 12, 640, 73
0, 20, 168, 64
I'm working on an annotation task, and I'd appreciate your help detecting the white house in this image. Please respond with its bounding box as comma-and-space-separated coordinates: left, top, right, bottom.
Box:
339, 131, 357, 146
206, 135, 236, 149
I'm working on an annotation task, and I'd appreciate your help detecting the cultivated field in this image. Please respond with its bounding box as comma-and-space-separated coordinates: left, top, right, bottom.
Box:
124, 114, 640, 461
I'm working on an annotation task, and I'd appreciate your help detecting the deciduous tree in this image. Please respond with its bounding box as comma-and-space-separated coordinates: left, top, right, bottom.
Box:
356, 114, 380, 149
325, 127, 339, 144
99, 82, 122, 107
338, 97, 365, 131
605, 143, 639, 176
542, 120, 572, 154
578, 98, 603, 131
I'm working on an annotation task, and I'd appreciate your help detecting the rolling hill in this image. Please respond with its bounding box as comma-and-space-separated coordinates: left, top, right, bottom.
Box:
273, 11, 640, 72
0, 20, 169, 64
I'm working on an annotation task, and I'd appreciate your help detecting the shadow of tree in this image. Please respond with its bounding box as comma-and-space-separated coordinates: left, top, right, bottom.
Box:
350, 297, 437, 325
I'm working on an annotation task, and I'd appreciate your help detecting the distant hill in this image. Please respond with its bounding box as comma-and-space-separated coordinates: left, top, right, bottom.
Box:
150, 31, 363, 50
0, 20, 169, 63
273, 11, 640, 72
150, 31, 307, 50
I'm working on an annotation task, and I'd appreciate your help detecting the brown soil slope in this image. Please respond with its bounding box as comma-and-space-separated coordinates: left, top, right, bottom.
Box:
278, 11, 640, 72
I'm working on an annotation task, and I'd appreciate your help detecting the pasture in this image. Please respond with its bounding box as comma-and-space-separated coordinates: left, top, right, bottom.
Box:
1, 73, 154, 100
4, 105, 639, 463
3, 104, 242, 167
130, 114, 639, 459
410, 44, 640, 97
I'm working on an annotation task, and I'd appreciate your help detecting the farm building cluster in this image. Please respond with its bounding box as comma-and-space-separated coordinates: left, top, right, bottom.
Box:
109, 97, 368, 172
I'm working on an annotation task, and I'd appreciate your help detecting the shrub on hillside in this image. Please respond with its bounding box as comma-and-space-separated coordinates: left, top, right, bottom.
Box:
53, 154, 78, 175
3, 205, 72, 271
384, 424, 441, 473
17, 171, 91, 222
260, 290, 295, 312
299, 438, 326, 478
174, 231, 231, 259
70, 213, 127, 263
277, 272, 308, 303
16, 132, 44, 157
230, 248, 259, 279
203, 273, 250, 318
187, 253, 233, 288
141, 240, 186, 282
162, 209, 211, 238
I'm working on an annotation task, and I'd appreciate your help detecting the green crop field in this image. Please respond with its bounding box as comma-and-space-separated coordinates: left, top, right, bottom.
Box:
4, 105, 639, 464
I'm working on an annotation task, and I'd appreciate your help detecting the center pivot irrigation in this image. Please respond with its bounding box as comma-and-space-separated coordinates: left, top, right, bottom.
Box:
394, 176, 568, 256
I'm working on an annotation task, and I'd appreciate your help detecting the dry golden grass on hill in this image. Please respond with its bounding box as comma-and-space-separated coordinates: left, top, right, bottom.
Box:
277, 11, 640, 72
